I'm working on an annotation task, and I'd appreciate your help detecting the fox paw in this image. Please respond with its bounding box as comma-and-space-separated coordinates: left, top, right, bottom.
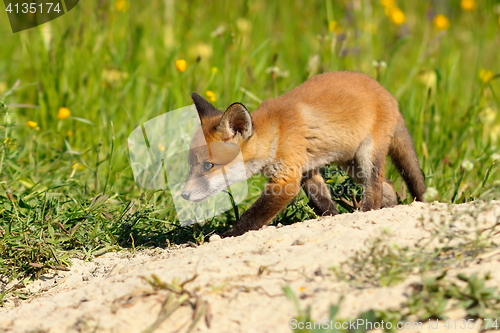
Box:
219, 228, 246, 238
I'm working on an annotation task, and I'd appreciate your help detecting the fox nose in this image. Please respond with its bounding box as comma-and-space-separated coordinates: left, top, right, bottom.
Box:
181, 192, 190, 200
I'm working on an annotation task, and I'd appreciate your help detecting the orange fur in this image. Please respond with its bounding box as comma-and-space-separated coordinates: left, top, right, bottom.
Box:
183, 72, 426, 237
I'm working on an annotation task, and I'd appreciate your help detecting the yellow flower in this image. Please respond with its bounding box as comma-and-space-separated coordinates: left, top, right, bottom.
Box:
71, 163, 85, 170
114, 0, 129, 12
211, 66, 218, 74
328, 20, 344, 34
58, 107, 71, 119
380, 0, 395, 8
479, 69, 494, 83
157, 143, 166, 152
3, 137, 16, 149
433, 14, 450, 30
67, 130, 74, 137
26, 121, 38, 129
175, 59, 187, 72
328, 20, 337, 32
388, 7, 406, 25
460, 0, 476, 11
205, 91, 216, 102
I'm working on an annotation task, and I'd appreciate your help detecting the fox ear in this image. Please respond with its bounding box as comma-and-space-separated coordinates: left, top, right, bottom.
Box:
218, 103, 253, 140
191, 93, 222, 120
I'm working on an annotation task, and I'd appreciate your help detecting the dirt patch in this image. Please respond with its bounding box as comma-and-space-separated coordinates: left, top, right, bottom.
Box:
1, 201, 500, 333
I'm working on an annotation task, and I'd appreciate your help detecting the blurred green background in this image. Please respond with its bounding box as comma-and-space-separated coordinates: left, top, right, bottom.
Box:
0, 0, 499, 282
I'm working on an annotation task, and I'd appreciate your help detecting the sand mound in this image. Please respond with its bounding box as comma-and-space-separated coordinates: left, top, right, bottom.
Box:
1, 201, 499, 333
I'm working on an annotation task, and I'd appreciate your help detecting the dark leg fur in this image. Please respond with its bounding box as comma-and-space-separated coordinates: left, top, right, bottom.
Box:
382, 179, 398, 208
221, 177, 301, 237
360, 156, 385, 211
340, 144, 394, 211
301, 169, 338, 216
389, 119, 426, 201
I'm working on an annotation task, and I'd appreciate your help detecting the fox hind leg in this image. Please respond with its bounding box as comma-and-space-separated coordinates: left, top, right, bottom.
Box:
359, 154, 385, 211
381, 179, 398, 208
301, 168, 338, 216
339, 159, 395, 209
340, 138, 388, 212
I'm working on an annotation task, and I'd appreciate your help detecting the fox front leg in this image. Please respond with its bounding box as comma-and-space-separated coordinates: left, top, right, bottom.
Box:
221, 178, 301, 238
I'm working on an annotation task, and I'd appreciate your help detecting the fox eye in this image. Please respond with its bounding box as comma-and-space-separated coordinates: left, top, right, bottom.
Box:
203, 161, 214, 171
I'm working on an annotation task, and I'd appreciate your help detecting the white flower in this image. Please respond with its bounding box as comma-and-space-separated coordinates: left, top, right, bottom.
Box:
461, 160, 474, 171
423, 187, 438, 202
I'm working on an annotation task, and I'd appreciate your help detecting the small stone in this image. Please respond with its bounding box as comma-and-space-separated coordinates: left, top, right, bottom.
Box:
292, 237, 306, 246
209, 234, 222, 242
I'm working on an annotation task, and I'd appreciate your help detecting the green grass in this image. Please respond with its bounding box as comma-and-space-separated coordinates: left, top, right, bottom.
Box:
286, 272, 500, 333
1, 0, 500, 289
332, 201, 500, 288
140, 274, 208, 333
285, 286, 380, 333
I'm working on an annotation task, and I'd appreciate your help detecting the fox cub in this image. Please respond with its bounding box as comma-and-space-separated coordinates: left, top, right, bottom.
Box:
182, 71, 426, 237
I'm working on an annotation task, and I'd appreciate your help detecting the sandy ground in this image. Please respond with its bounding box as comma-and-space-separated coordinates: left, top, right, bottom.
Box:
1, 201, 500, 333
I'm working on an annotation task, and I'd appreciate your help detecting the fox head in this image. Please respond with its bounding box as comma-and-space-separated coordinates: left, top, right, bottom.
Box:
181, 93, 253, 202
